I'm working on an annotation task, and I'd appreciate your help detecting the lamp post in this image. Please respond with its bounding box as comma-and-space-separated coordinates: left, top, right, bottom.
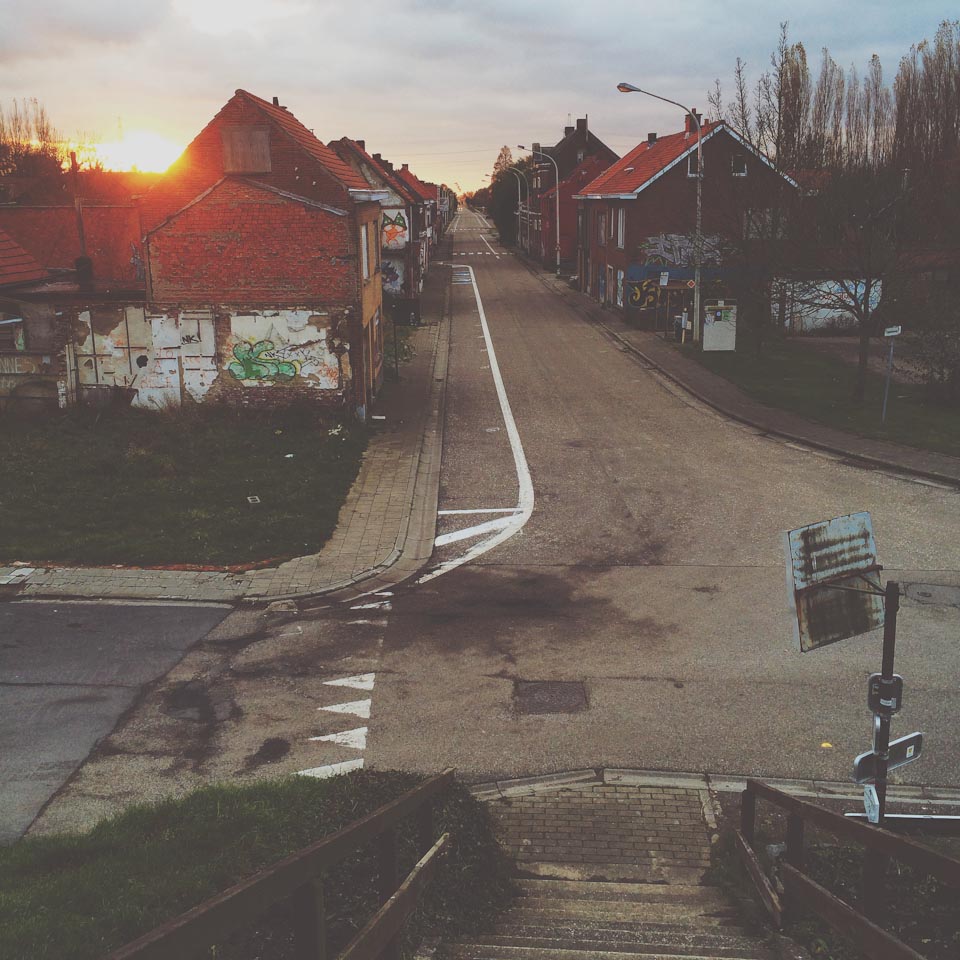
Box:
617, 82, 703, 343
506, 168, 526, 250
518, 144, 561, 277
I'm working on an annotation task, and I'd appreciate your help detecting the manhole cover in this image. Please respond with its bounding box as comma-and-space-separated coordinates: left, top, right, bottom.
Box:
514, 680, 587, 715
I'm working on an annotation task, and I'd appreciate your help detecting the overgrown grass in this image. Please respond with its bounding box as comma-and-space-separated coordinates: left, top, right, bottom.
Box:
0, 771, 515, 960
0, 403, 368, 566
686, 339, 960, 458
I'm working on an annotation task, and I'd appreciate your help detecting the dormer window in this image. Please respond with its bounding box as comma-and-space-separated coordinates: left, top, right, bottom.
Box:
577, 149, 585, 163
687, 153, 700, 177
732, 154, 747, 177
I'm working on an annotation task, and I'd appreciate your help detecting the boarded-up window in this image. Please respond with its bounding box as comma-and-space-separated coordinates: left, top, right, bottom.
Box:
361, 223, 370, 280
222, 126, 271, 174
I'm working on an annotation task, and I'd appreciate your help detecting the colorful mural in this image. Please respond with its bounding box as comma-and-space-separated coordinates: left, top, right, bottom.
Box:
381, 259, 404, 296
382, 209, 409, 250
227, 340, 298, 382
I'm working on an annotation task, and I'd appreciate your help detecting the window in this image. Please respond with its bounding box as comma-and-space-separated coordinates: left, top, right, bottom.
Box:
0, 318, 24, 351
687, 153, 700, 177
221, 127, 271, 174
598, 212, 606, 245
616, 208, 625, 249
577, 149, 585, 163
732, 154, 747, 177
361, 223, 370, 280
608, 207, 615, 240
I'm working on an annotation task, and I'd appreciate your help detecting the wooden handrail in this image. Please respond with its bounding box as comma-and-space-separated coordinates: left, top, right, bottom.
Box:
107, 768, 455, 960
745, 779, 960, 888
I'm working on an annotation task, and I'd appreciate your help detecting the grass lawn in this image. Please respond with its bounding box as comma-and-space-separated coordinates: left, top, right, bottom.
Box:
0, 771, 515, 960
687, 339, 960, 459
0, 404, 367, 567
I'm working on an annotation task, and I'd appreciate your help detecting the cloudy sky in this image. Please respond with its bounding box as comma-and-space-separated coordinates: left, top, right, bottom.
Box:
0, 0, 950, 189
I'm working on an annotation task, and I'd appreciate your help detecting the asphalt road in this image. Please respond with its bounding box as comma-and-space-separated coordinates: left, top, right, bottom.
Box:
367, 208, 960, 786
0, 600, 228, 842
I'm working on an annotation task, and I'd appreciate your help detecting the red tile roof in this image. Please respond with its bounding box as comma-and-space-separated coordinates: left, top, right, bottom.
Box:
331, 138, 422, 205
237, 91, 371, 193
577, 121, 720, 197
395, 165, 436, 203
0, 225, 46, 287
0, 206, 143, 283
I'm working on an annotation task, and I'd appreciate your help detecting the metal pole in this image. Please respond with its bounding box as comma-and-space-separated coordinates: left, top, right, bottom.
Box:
693, 115, 703, 344
508, 169, 524, 249
874, 580, 901, 826
533, 149, 561, 277
881, 338, 895, 424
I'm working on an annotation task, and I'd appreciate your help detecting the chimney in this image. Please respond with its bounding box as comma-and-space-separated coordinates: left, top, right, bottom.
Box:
272, 96, 279, 106
357, 139, 365, 151
564, 125, 574, 136
684, 110, 701, 135
647, 132, 657, 145
401, 163, 409, 172
576, 117, 587, 137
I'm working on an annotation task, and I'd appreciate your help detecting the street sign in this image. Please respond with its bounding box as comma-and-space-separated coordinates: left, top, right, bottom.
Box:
884, 326, 902, 337
784, 512, 884, 652
686, 279, 696, 289
863, 785, 880, 823
659, 271, 669, 286
868, 673, 903, 714
853, 731, 924, 784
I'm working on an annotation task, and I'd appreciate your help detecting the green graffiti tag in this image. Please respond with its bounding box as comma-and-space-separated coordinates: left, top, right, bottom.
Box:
227, 340, 299, 382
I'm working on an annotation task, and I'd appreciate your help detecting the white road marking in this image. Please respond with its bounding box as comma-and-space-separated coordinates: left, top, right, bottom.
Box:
438, 508, 521, 515
480, 237, 499, 257
320, 699, 371, 719
350, 601, 392, 610
435, 515, 513, 546
419, 265, 535, 582
309, 726, 368, 749
347, 618, 389, 626
299, 759, 364, 779
324, 673, 376, 691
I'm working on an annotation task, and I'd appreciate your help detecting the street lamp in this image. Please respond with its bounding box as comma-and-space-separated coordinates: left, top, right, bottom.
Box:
617, 81, 703, 343
505, 168, 527, 250
518, 144, 561, 277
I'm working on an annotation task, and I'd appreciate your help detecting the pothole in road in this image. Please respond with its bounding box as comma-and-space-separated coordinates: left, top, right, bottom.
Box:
243, 737, 291, 771
514, 680, 588, 715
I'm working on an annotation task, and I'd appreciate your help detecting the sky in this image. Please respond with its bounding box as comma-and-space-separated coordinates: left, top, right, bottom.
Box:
0, 0, 951, 191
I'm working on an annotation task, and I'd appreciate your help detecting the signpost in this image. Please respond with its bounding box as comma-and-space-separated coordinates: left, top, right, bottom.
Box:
853, 731, 923, 784
882, 325, 902, 424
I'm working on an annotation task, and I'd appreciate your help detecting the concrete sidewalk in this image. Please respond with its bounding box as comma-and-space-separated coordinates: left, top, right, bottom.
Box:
0, 274, 450, 606
529, 265, 960, 489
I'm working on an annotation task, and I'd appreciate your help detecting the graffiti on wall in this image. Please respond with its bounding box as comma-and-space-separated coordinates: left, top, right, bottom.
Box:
382, 209, 409, 250
639, 233, 724, 267
381, 259, 404, 296
228, 340, 299, 382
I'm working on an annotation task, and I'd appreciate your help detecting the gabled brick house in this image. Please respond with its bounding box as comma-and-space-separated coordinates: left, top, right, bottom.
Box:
574, 115, 797, 329
140, 89, 388, 416
329, 138, 429, 324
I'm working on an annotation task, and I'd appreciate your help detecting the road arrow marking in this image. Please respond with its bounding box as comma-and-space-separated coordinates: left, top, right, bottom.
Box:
320, 699, 371, 719
310, 726, 367, 749
324, 673, 375, 691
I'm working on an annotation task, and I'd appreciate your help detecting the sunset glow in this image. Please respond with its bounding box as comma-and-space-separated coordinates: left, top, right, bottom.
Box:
91, 131, 184, 173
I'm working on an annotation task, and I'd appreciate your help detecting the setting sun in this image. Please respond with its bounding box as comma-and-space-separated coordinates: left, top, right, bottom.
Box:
92, 130, 184, 173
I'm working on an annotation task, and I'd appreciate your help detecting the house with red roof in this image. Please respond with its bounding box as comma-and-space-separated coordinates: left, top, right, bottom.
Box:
0, 91, 391, 415
573, 113, 797, 329
329, 139, 430, 324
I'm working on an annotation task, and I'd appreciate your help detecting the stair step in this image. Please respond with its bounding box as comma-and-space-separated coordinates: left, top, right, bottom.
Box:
515, 881, 727, 906
469, 932, 768, 956
494, 922, 751, 940
449, 944, 771, 960
503, 903, 743, 925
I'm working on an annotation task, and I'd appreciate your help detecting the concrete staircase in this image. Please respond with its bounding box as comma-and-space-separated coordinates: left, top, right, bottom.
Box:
449, 877, 774, 960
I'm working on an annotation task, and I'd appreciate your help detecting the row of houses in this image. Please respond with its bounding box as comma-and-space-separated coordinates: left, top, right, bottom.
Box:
0, 90, 455, 416
505, 113, 904, 336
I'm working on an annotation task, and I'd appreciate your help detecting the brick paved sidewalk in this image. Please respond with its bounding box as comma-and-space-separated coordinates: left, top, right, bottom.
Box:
1, 285, 449, 605
527, 265, 960, 489
486, 782, 714, 884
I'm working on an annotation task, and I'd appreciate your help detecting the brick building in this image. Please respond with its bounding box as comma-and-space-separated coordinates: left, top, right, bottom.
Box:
574, 114, 797, 329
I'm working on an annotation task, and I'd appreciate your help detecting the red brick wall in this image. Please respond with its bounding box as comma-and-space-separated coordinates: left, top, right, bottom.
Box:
146, 179, 356, 303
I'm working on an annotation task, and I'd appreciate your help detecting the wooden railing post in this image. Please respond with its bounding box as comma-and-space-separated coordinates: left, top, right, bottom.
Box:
861, 849, 889, 924
740, 787, 756, 845
416, 798, 434, 855
786, 813, 805, 871
292, 877, 326, 960
378, 828, 401, 960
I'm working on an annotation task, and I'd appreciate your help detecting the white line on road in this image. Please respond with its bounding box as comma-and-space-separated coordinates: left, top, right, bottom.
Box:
309, 726, 368, 749
324, 673, 376, 690
438, 508, 522, 515
299, 759, 364, 779
434, 515, 513, 546
420, 264, 534, 582
320, 699, 371, 719
481, 235, 500, 258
